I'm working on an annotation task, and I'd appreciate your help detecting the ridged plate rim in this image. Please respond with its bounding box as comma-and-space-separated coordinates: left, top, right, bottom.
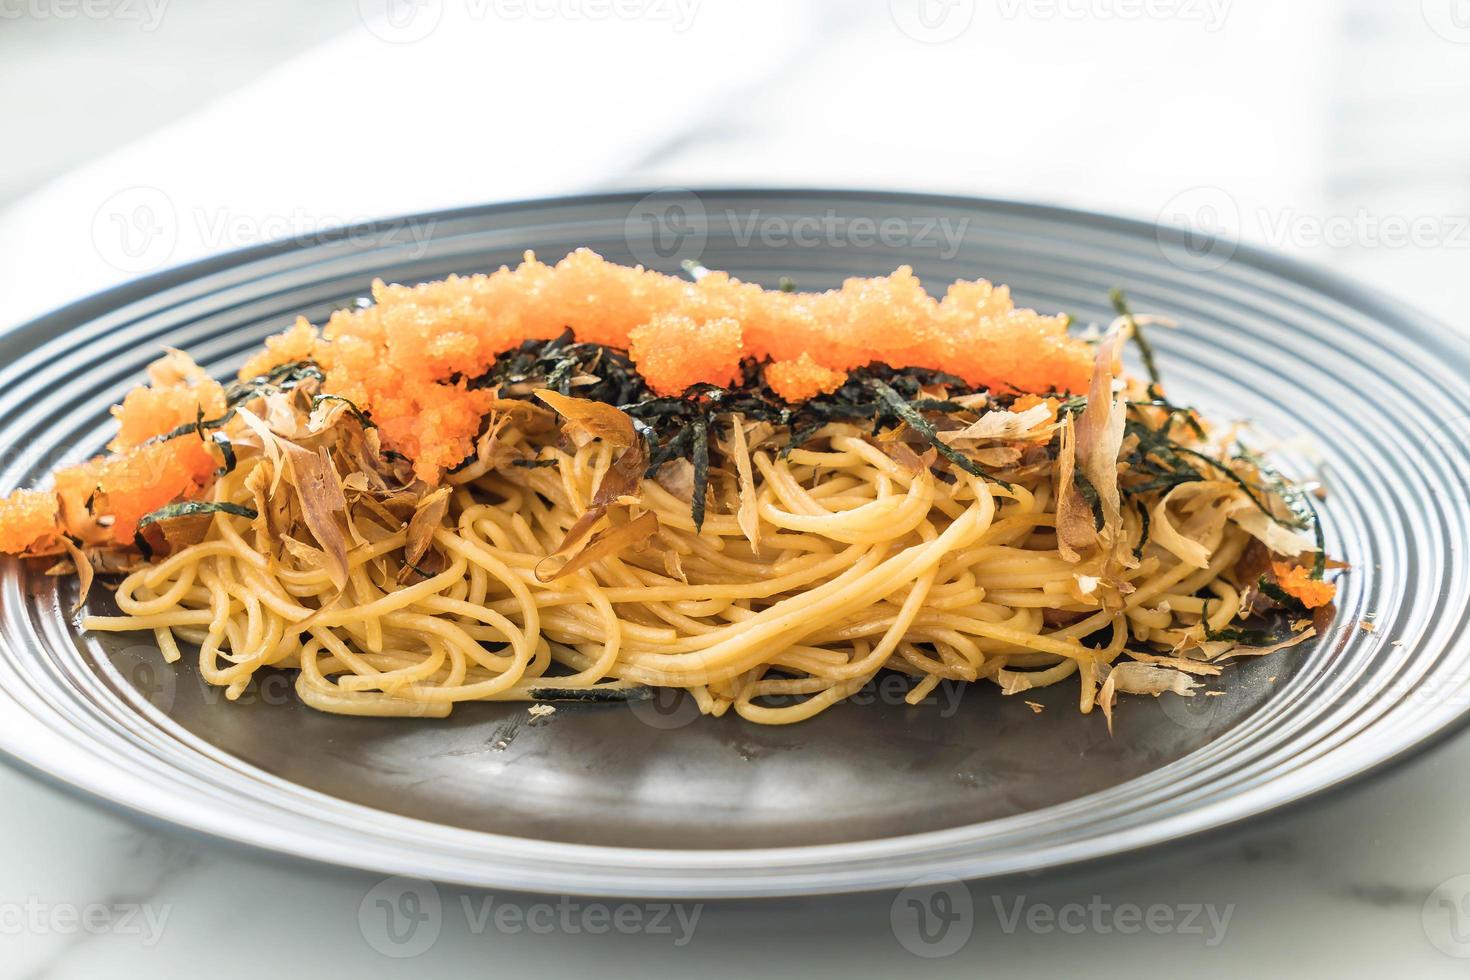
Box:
0, 187, 1464, 898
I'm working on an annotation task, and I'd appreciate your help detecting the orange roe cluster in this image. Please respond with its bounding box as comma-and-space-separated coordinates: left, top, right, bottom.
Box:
0, 254, 1097, 555
0, 490, 61, 555
765, 353, 848, 403
628, 315, 743, 396
1272, 562, 1337, 610
234, 250, 1093, 482
59, 440, 217, 546
0, 351, 225, 553
110, 351, 226, 453
237, 318, 318, 382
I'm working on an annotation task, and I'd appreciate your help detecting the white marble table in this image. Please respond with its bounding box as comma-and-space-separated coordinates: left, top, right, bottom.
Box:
4, 1, 1470, 974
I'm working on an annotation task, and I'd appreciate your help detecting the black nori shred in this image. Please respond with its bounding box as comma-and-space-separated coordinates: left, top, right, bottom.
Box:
133, 501, 258, 560
1172, 445, 1307, 532
1109, 288, 1163, 393
466, 335, 1003, 525
223, 360, 324, 406
401, 559, 434, 580
525, 685, 655, 703
1133, 497, 1151, 559
137, 361, 330, 455
136, 500, 257, 528
691, 415, 710, 532
869, 379, 1011, 489
1202, 600, 1297, 646
1204, 624, 1291, 646
1074, 472, 1106, 531
1257, 575, 1305, 610
453, 301, 1316, 542
1109, 288, 1205, 438
143, 410, 234, 447
210, 433, 237, 476
1233, 442, 1327, 579
311, 393, 376, 429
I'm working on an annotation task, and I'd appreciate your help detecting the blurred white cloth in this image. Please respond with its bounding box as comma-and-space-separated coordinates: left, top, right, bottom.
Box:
0, 0, 825, 328
2, 0, 1467, 329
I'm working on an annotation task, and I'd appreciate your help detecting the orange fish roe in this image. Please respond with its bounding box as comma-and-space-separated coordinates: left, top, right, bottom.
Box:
110, 378, 227, 452
0, 350, 229, 554
765, 353, 848, 403
307, 292, 505, 483
0, 254, 1099, 555
51, 434, 218, 546
0, 490, 61, 554
811, 266, 941, 371
114, 351, 225, 450
96, 353, 226, 539
628, 315, 743, 396
92, 440, 216, 544
1272, 562, 1337, 609
238, 317, 319, 381
238, 250, 1094, 481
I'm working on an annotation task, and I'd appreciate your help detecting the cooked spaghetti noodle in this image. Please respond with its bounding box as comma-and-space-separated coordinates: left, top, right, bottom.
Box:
0, 251, 1337, 726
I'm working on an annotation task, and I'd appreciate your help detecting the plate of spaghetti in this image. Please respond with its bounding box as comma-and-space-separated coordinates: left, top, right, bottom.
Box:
0, 190, 1464, 897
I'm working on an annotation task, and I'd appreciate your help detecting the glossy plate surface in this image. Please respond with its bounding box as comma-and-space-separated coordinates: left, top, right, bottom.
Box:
0, 190, 1464, 897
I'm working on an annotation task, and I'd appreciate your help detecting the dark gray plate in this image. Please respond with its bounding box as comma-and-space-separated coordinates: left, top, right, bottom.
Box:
0, 190, 1465, 897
